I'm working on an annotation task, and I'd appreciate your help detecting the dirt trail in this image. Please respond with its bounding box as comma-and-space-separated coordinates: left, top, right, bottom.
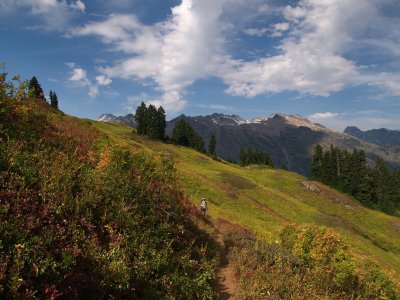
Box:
213, 231, 239, 299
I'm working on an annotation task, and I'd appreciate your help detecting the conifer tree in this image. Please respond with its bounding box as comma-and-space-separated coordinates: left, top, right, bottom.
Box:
190, 133, 205, 152
49, 90, 59, 108
156, 106, 166, 140
311, 144, 323, 179
29, 76, 45, 99
172, 118, 205, 152
135, 102, 147, 135
145, 104, 159, 139
208, 133, 217, 157
310, 145, 400, 215
239, 147, 274, 167
172, 119, 190, 146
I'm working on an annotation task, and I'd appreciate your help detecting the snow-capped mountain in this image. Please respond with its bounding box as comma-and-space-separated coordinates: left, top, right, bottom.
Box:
166, 113, 400, 176
97, 113, 136, 128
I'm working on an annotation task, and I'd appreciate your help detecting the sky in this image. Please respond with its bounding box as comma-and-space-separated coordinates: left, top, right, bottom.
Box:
1, 0, 400, 131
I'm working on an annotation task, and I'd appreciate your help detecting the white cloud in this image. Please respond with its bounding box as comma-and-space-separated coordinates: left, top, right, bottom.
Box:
0, 0, 85, 30
69, 0, 229, 113
309, 111, 400, 131
66, 64, 99, 98
69, 68, 88, 82
96, 75, 112, 86
64, 62, 76, 68
243, 27, 268, 37
309, 112, 340, 120
270, 22, 289, 37
89, 85, 99, 98
68, 0, 400, 114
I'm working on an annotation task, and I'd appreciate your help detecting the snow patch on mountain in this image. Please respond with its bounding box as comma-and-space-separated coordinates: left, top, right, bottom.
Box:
98, 113, 117, 122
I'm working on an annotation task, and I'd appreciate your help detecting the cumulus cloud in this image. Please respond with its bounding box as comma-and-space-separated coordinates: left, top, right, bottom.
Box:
0, 0, 85, 30
68, 0, 400, 114
69, 0, 230, 113
69, 68, 88, 82
66, 64, 98, 97
96, 75, 112, 86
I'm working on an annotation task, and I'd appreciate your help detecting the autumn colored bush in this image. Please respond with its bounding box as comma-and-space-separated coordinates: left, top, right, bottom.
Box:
227, 224, 398, 299
0, 75, 218, 299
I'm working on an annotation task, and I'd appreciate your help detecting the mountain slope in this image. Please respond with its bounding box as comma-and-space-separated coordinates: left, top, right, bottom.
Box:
0, 97, 217, 298
344, 126, 400, 147
166, 113, 400, 175
94, 121, 400, 286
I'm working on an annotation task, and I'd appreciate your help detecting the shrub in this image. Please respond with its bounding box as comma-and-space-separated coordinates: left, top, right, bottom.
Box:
0, 80, 218, 299
227, 224, 398, 299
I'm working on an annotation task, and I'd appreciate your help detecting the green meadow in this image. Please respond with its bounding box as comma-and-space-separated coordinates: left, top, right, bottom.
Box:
93, 120, 400, 285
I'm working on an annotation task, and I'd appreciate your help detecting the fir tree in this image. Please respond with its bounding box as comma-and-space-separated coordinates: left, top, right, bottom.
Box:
310, 145, 400, 215
172, 118, 205, 152
172, 119, 190, 146
29, 76, 45, 99
208, 133, 217, 157
311, 144, 323, 179
156, 106, 166, 140
135, 102, 147, 135
145, 104, 159, 139
49, 90, 58, 108
239, 147, 274, 167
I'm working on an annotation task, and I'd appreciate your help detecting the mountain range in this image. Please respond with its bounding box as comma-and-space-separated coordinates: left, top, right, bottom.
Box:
344, 126, 400, 148
97, 113, 136, 128
98, 112, 400, 176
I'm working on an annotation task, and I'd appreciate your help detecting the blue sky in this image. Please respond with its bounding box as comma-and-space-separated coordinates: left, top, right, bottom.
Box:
1, 0, 400, 131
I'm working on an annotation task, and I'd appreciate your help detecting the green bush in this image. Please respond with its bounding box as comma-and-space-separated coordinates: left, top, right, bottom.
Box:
0, 78, 218, 298
226, 224, 398, 299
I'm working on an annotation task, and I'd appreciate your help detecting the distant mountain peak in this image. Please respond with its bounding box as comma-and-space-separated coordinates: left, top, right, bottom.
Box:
98, 113, 117, 122
204, 113, 248, 126
97, 113, 136, 128
344, 126, 400, 147
265, 113, 329, 132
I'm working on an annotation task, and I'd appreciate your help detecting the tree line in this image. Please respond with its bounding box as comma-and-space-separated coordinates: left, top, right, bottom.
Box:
134, 103, 276, 166
311, 144, 400, 215
239, 147, 274, 167
29, 76, 59, 108
134, 102, 166, 140
135, 103, 218, 156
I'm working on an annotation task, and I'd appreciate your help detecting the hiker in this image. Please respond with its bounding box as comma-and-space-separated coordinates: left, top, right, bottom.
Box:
200, 197, 207, 215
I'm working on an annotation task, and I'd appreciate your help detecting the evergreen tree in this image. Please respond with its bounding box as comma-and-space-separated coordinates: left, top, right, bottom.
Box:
190, 132, 205, 152
156, 106, 166, 140
29, 76, 44, 99
49, 90, 58, 108
172, 119, 190, 146
310, 145, 399, 215
208, 133, 217, 157
239, 147, 274, 167
311, 144, 323, 179
337, 149, 352, 193
321, 151, 332, 185
145, 104, 159, 139
171, 118, 205, 152
135, 102, 147, 135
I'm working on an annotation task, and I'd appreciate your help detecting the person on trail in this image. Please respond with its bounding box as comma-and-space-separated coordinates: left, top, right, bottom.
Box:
200, 197, 207, 215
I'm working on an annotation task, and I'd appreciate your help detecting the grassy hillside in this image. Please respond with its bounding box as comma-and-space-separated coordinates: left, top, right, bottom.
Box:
0, 95, 218, 299
93, 121, 400, 286
1, 75, 398, 297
